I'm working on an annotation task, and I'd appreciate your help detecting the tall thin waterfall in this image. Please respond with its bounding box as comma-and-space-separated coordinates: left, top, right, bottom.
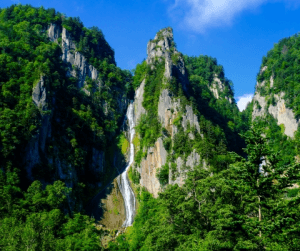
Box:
120, 102, 136, 227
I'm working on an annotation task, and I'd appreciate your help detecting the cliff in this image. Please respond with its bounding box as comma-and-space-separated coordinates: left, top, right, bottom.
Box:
252, 65, 299, 138
131, 28, 228, 197
11, 17, 130, 210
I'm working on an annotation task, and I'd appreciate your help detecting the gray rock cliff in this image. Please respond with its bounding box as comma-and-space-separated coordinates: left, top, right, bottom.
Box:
61, 27, 100, 89
23, 23, 127, 210
133, 28, 204, 196
252, 66, 299, 138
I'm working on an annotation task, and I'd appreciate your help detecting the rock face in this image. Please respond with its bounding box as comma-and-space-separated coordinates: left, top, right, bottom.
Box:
133, 28, 204, 196
32, 76, 47, 111
61, 27, 100, 89
133, 79, 146, 125
252, 67, 299, 138
24, 76, 51, 180
147, 27, 189, 94
208, 74, 232, 103
268, 93, 298, 137
48, 23, 61, 42
23, 22, 128, 211
158, 89, 200, 136
139, 138, 167, 198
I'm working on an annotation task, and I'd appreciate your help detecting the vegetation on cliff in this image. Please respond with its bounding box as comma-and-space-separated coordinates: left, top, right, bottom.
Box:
0, 4, 132, 249
109, 123, 300, 251
1, 4, 300, 251
256, 33, 300, 118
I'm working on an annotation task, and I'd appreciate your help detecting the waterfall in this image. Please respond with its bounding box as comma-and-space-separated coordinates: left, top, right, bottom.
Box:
119, 102, 136, 227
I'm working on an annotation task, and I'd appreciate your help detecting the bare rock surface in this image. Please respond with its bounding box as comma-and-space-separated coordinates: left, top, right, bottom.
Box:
139, 138, 167, 198
133, 79, 146, 124
253, 71, 299, 138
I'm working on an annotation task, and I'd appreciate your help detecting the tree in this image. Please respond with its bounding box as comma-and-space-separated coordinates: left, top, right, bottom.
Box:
232, 122, 300, 248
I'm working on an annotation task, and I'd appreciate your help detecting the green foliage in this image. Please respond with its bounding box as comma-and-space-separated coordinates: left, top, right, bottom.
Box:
156, 164, 169, 185
256, 33, 300, 119
134, 60, 165, 162
287, 188, 299, 198
128, 166, 141, 185
0, 169, 103, 250
163, 137, 172, 151
135, 114, 161, 152
254, 115, 295, 167
62, 17, 115, 65
117, 133, 129, 155
173, 127, 192, 157
171, 53, 180, 65
0, 4, 132, 205
142, 59, 165, 115
184, 55, 246, 155
109, 123, 300, 250
132, 60, 147, 90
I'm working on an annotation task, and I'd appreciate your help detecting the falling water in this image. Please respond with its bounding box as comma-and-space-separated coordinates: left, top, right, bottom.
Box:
119, 102, 136, 227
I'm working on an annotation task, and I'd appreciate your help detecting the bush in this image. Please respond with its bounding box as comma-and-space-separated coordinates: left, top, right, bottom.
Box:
156, 164, 169, 185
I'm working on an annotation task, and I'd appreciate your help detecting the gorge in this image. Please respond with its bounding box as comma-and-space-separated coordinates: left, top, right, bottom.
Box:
1, 4, 300, 251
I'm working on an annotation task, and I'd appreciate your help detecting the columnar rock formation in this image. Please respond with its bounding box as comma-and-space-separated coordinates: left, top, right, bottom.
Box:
133, 28, 202, 197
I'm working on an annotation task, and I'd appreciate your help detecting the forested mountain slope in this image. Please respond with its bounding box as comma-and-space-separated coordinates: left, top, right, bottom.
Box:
108, 31, 300, 251
129, 28, 245, 198
0, 4, 132, 249
252, 34, 300, 166
1, 4, 300, 251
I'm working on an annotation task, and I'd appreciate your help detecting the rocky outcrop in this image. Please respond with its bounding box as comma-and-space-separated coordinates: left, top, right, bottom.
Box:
268, 93, 299, 137
158, 89, 200, 136
139, 138, 167, 198
134, 28, 204, 196
253, 68, 299, 138
181, 105, 201, 133
24, 76, 52, 180
252, 92, 267, 119
32, 76, 47, 110
133, 79, 146, 125
186, 149, 201, 169
208, 74, 232, 103
48, 23, 61, 42
169, 157, 185, 187
61, 27, 100, 89
147, 27, 189, 94
158, 89, 180, 136
169, 150, 201, 187
23, 22, 129, 212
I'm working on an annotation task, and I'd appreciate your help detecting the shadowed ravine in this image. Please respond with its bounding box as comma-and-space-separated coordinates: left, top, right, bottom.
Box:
85, 103, 136, 227
117, 102, 136, 227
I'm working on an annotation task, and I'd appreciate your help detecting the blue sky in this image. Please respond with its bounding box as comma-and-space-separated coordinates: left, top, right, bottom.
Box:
1, 0, 300, 110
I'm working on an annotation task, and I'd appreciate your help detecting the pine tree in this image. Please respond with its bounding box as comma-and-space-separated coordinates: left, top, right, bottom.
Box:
233, 122, 300, 248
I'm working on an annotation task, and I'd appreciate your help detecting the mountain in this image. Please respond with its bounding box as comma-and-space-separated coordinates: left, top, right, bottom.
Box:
0, 5, 132, 249
130, 27, 245, 197
251, 33, 300, 165
1, 4, 300, 251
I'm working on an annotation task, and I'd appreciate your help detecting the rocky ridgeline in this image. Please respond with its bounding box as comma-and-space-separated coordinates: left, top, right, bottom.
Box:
24, 22, 128, 211
133, 28, 203, 197
252, 65, 299, 137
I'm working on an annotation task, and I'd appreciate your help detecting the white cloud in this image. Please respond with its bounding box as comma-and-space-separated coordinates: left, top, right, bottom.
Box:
237, 94, 253, 111
167, 0, 297, 33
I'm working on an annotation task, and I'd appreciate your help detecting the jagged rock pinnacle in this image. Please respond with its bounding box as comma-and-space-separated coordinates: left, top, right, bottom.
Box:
146, 27, 175, 65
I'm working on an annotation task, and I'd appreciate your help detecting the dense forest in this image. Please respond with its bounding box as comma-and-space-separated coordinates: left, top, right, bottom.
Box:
0, 4, 131, 250
1, 4, 300, 251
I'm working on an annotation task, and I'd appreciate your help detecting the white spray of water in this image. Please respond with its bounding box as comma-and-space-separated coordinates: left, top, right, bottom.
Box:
120, 103, 136, 227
